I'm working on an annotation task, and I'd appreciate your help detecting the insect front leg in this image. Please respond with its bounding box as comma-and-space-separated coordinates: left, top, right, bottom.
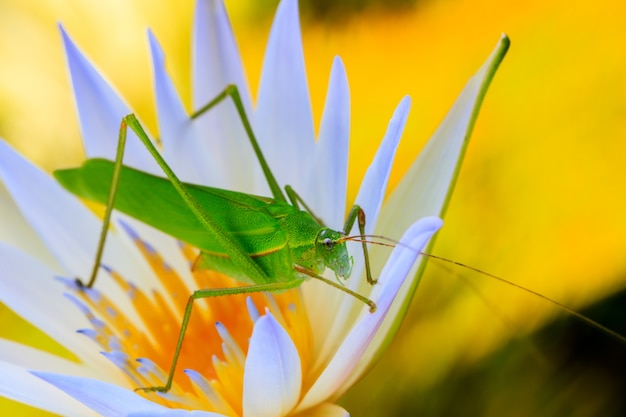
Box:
136, 280, 303, 394
79, 116, 131, 288
343, 205, 375, 285
294, 265, 376, 313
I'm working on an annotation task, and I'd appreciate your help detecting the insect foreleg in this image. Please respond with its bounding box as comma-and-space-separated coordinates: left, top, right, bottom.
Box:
135, 280, 303, 394
80, 117, 130, 288
343, 206, 375, 284
294, 265, 376, 313
190, 84, 286, 203
284, 185, 325, 226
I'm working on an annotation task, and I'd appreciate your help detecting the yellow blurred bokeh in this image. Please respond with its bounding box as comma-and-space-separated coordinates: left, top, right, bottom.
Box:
0, 0, 625, 415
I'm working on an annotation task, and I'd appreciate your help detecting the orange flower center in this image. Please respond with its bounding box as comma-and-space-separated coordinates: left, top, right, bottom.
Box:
68, 226, 313, 415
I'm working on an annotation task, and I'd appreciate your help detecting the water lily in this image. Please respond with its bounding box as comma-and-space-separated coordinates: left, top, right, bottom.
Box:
0, 0, 508, 415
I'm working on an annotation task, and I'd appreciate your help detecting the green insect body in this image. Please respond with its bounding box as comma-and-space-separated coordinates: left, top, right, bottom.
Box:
55, 159, 353, 285
53, 85, 374, 394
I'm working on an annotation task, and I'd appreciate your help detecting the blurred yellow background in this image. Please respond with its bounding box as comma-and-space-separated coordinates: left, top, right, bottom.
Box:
0, 0, 624, 415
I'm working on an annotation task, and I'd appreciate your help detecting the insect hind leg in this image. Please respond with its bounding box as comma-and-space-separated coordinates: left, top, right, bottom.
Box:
135, 280, 303, 394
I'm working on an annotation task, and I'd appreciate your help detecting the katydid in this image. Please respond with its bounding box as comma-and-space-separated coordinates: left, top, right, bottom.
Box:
54, 84, 626, 396
54, 84, 379, 393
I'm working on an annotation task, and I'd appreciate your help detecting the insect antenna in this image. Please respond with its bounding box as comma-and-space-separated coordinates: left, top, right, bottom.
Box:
342, 234, 626, 346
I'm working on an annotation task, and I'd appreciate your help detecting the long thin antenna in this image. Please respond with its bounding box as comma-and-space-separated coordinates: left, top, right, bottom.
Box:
344, 235, 626, 345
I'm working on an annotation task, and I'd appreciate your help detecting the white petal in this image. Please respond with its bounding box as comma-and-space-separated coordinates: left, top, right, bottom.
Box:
298, 217, 442, 410
307, 97, 411, 373
378, 35, 510, 250
293, 403, 349, 417
255, 0, 315, 194
354, 96, 411, 239
243, 313, 301, 417
0, 181, 58, 269
300, 58, 351, 360
148, 30, 203, 185
192, 0, 256, 192
0, 362, 97, 417
60, 26, 160, 174
309, 56, 350, 227
0, 139, 152, 328
129, 410, 224, 417
0, 243, 122, 371
34, 372, 173, 417
356, 35, 511, 381
0, 338, 96, 378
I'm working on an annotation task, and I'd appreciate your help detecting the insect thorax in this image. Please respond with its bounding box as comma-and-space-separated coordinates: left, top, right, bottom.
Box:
281, 211, 351, 279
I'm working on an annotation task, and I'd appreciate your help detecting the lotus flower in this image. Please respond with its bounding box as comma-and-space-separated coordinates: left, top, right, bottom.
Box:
0, 0, 508, 415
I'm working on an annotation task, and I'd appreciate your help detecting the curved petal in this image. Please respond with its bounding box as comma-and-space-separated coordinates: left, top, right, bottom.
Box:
354, 96, 412, 242
301, 57, 351, 358
60, 26, 160, 174
0, 181, 58, 269
309, 56, 350, 227
307, 97, 411, 372
358, 35, 511, 379
255, 0, 315, 194
298, 217, 442, 410
33, 372, 172, 417
148, 30, 204, 185
0, 338, 95, 377
192, 0, 256, 192
0, 362, 97, 417
243, 313, 301, 417
294, 403, 349, 417
129, 410, 224, 417
0, 139, 152, 327
0, 243, 122, 370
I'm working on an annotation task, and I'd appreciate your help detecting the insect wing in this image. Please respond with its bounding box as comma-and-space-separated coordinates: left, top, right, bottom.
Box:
54, 159, 290, 255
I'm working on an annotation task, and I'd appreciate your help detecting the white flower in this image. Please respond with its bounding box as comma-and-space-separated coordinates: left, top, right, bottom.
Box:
0, 0, 508, 416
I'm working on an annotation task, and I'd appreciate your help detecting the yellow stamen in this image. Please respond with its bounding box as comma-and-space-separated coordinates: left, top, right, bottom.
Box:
64, 227, 311, 414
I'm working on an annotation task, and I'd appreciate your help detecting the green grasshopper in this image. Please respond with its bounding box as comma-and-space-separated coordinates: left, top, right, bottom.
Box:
55, 84, 381, 393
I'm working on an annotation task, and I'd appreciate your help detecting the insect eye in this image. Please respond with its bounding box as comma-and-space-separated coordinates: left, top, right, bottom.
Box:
323, 238, 334, 251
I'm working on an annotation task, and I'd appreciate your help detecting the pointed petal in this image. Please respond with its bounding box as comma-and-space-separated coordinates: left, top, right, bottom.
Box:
359, 35, 511, 375
193, 0, 251, 111
0, 181, 58, 269
129, 410, 223, 417
255, 0, 315, 193
354, 96, 411, 239
60, 26, 160, 174
192, 0, 256, 192
300, 58, 351, 374
148, 30, 203, 184
0, 338, 95, 377
309, 56, 350, 227
378, 35, 510, 245
0, 362, 97, 417
243, 313, 301, 417
298, 218, 442, 409
294, 403, 349, 417
307, 97, 411, 371
33, 372, 174, 417
0, 243, 122, 370
0, 139, 153, 326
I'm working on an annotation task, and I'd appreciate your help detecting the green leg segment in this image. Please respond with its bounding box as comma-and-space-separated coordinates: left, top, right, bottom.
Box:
136, 280, 303, 394
343, 205, 375, 284
80, 118, 129, 288
294, 265, 376, 313
191, 84, 286, 203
